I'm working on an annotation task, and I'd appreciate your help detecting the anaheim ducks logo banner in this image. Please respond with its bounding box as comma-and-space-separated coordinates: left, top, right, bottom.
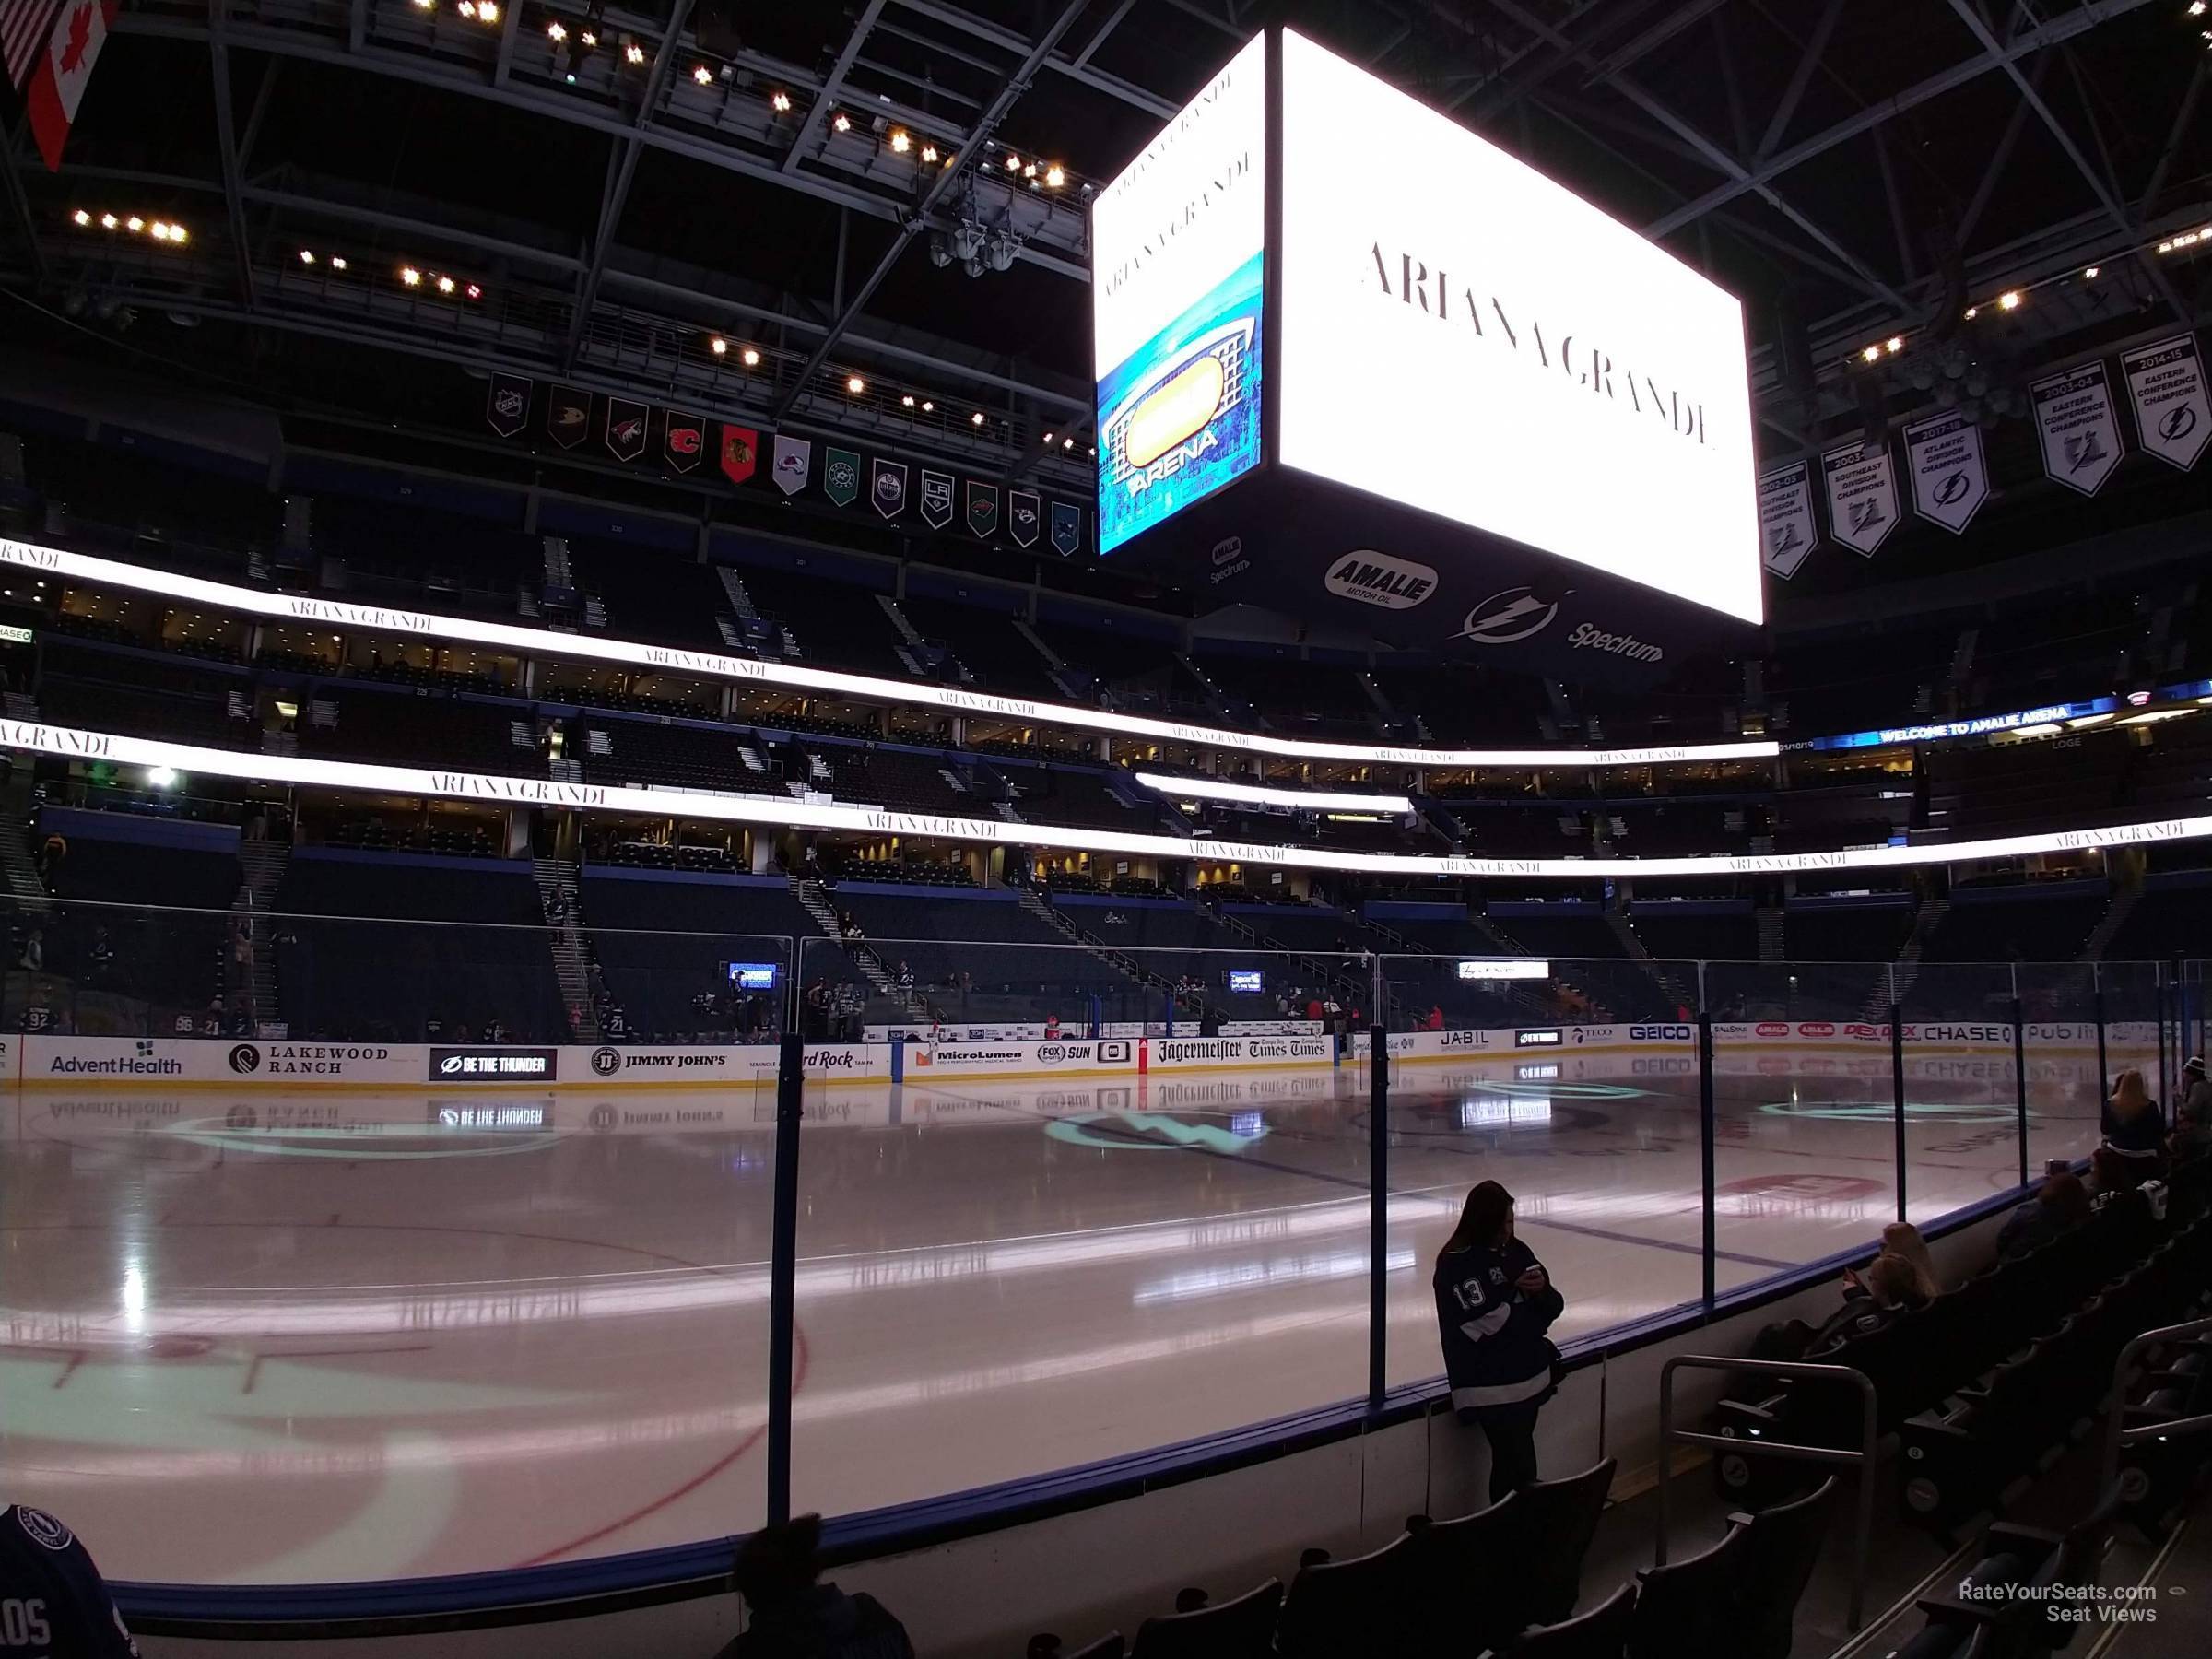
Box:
664, 411, 704, 474
1758, 461, 1817, 579
1902, 410, 1988, 535
1820, 438, 1897, 557
871, 457, 908, 519
547, 383, 590, 449
605, 397, 649, 464
719, 424, 758, 486
919, 469, 954, 529
2122, 333, 2209, 471
486, 372, 531, 438
1008, 489, 1041, 548
2031, 363, 2122, 496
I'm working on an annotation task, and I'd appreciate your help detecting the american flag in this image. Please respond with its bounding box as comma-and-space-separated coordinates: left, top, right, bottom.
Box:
1, 0, 63, 88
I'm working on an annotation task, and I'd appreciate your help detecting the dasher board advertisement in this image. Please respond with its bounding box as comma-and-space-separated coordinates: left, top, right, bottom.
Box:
1275, 29, 1760, 626
1091, 33, 1266, 554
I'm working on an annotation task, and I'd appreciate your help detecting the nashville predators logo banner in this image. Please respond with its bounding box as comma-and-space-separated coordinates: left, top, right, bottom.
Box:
1008, 489, 1041, 548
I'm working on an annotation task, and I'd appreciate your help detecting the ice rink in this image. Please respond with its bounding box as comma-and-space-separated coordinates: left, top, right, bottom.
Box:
0, 1043, 2131, 1585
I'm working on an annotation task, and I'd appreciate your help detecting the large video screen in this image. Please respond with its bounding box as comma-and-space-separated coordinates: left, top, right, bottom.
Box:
1276, 31, 1761, 624
1091, 33, 1266, 555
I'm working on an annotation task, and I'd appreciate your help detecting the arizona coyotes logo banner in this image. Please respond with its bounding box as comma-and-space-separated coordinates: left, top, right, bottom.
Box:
1008, 490, 1041, 548
771, 434, 810, 496
486, 372, 531, 438
966, 481, 999, 538
2122, 333, 2209, 471
1820, 437, 1898, 557
1050, 500, 1082, 558
919, 469, 954, 529
870, 457, 908, 519
604, 397, 649, 464
547, 384, 591, 449
718, 424, 758, 486
1758, 461, 1817, 579
824, 447, 861, 509
664, 412, 705, 473
1902, 410, 1988, 535
2031, 363, 2122, 496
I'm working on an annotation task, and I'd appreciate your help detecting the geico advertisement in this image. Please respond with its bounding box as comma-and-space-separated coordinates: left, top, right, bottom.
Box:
1092, 32, 1266, 552
1276, 29, 1759, 626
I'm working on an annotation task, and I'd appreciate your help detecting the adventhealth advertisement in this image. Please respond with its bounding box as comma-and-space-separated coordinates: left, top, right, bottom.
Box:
1091, 33, 1266, 554
1273, 30, 1760, 627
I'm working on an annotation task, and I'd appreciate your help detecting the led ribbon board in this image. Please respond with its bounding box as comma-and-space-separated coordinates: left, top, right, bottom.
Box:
1275, 30, 1760, 627
4, 718, 2206, 881
0, 537, 1777, 770
1093, 34, 1267, 553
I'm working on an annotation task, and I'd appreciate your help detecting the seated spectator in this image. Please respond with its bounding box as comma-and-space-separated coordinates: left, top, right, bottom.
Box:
2102, 1068, 2167, 1179
0, 1502, 141, 1654
1806, 1252, 1925, 1352
1996, 1171, 2092, 1260
716, 1512, 912, 1659
1425, 1005, 1444, 1031
1880, 1220, 1942, 1299
2173, 1056, 2211, 1159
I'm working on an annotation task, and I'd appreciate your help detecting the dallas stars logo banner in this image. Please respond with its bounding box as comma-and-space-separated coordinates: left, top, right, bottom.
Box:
919, 469, 954, 529
824, 447, 861, 508
1008, 489, 1041, 549
965, 480, 999, 538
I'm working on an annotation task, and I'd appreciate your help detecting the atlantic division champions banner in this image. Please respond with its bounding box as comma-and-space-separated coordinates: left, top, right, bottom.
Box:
2122, 333, 2209, 471
1758, 461, 1817, 579
1091, 33, 1266, 554
1903, 409, 1989, 535
1821, 438, 1898, 557
2031, 363, 2123, 496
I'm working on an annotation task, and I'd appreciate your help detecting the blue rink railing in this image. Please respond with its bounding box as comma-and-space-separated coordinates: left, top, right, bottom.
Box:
0, 893, 2204, 1633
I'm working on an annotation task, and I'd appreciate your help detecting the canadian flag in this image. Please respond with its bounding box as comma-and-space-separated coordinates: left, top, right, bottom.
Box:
28, 0, 115, 172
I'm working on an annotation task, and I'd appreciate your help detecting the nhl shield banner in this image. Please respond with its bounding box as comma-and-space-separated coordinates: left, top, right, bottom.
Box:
771, 434, 810, 497
1902, 410, 1989, 535
547, 383, 591, 449
718, 424, 758, 486
871, 458, 908, 520
2031, 363, 2123, 496
1050, 500, 1082, 558
1820, 438, 1898, 557
664, 412, 705, 474
486, 372, 531, 438
824, 447, 861, 508
1008, 489, 1041, 548
966, 480, 999, 538
605, 397, 649, 464
2121, 333, 2209, 471
919, 469, 954, 529
1757, 461, 1817, 579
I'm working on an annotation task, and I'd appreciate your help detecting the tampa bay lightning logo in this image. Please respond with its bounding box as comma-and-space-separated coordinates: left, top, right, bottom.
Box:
17, 1505, 75, 1550
1455, 585, 1563, 646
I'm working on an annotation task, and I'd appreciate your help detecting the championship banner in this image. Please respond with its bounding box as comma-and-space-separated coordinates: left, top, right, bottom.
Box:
2031, 363, 2122, 496
1757, 461, 1817, 579
870, 457, 908, 520
2122, 333, 2209, 471
1050, 500, 1082, 558
824, 447, 861, 508
1008, 489, 1041, 548
718, 424, 758, 486
919, 469, 954, 529
771, 434, 809, 496
1820, 438, 1898, 557
486, 371, 531, 438
664, 411, 705, 473
547, 383, 591, 449
1902, 409, 1989, 535
966, 480, 999, 537
605, 397, 649, 464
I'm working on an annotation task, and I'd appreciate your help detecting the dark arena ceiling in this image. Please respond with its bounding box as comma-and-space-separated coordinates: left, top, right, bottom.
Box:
2, 0, 2209, 623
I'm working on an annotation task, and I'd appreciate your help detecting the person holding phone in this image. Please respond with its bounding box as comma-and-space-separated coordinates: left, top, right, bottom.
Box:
1434, 1181, 1564, 1502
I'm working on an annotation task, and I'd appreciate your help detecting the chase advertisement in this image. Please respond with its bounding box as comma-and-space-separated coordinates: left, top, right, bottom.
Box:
1091, 33, 1266, 554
